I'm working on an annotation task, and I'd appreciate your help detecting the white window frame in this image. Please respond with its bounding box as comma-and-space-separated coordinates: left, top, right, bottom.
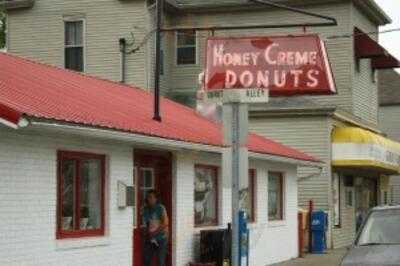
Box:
63, 16, 86, 72
175, 30, 198, 66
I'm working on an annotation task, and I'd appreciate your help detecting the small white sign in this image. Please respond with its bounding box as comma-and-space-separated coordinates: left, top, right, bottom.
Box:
204, 88, 269, 104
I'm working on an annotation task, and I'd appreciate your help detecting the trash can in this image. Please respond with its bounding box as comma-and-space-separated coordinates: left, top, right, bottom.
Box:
200, 227, 231, 266
310, 210, 328, 254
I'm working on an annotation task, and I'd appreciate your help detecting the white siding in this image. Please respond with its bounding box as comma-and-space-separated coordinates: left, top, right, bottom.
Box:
0, 124, 300, 266
174, 150, 299, 266
0, 125, 133, 266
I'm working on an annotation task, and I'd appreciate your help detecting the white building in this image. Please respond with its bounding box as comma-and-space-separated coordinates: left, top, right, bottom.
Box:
0, 52, 321, 266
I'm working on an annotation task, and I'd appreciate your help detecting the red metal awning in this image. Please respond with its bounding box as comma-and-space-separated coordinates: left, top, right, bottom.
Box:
354, 27, 400, 69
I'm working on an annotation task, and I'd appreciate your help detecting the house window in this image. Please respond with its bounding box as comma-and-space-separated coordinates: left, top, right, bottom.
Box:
333, 173, 341, 227
240, 169, 256, 222
57, 151, 105, 239
268, 172, 284, 221
345, 188, 353, 207
64, 20, 84, 72
194, 165, 218, 226
176, 30, 196, 65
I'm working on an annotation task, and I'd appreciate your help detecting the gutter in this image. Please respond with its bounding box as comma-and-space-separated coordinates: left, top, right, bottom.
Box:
0, 103, 28, 129
28, 120, 222, 154
249, 151, 324, 167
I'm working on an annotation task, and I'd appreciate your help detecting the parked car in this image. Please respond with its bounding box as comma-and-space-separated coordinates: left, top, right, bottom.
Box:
341, 206, 400, 266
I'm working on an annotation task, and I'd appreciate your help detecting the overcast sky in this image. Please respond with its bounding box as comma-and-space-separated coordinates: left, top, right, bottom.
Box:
375, 0, 400, 72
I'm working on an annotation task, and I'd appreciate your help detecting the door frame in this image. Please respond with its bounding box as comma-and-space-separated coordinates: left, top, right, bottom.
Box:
133, 149, 173, 266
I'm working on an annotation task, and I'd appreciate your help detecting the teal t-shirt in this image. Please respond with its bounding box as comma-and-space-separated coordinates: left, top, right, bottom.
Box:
142, 203, 167, 241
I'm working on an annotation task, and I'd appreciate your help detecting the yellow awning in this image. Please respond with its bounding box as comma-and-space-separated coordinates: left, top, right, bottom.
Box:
332, 127, 400, 173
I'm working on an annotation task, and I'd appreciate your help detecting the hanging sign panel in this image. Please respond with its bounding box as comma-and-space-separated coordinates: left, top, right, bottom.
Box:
204, 35, 336, 96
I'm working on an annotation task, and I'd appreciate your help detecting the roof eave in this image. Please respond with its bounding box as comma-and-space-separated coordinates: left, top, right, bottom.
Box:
249, 106, 337, 118
353, 0, 392, 26
21, 118, 319, 166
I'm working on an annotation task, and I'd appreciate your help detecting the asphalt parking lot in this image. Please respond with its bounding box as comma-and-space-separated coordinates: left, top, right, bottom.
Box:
273, 248, 347, 266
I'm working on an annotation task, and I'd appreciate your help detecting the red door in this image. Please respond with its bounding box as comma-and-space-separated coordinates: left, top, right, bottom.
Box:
133, 151, 172, 266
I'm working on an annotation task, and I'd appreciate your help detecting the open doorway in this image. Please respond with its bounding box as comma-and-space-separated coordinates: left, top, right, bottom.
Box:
133, 150, 172, 266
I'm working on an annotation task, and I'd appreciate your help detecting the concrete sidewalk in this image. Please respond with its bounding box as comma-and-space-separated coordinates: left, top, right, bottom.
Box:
273, 248, 347, 266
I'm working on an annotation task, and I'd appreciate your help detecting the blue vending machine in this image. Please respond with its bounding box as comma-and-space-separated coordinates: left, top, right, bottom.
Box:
238, 211, 249, 266
311, 210, 328, 254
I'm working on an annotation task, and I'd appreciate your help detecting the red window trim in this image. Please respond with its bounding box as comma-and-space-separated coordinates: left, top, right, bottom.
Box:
194, 164, 219, 227
248, 169, 257, 223
268, 172, 284, 221
56, 151, 106, 239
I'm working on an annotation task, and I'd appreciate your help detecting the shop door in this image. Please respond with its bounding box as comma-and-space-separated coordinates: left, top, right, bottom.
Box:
133, 151, 172, 266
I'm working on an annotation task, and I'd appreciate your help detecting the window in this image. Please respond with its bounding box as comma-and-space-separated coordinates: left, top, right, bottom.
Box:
176, 30, 196, 65
332, 173, 341, 227
268, 172, 284, 221
345, 188, 353, 207
240, 170, 256, 222
194, 165, 218, 226
57, 151, 105, 239
64, 20, 84, 72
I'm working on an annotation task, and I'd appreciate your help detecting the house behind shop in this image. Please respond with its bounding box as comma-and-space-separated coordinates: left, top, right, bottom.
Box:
378, 69, 400, 205
3, 0, 400, 250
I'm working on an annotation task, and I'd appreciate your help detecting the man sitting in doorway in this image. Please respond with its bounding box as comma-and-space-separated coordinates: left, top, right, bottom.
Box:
142, 190, 169, 266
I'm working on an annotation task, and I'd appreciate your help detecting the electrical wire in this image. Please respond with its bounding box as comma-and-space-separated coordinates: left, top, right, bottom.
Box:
327, 27, 400, 40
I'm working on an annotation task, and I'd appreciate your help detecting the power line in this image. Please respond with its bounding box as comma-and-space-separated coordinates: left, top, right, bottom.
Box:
327, 27, 400, 40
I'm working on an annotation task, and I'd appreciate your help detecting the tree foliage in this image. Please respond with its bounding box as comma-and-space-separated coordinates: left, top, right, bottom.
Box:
0, 11, 5, 49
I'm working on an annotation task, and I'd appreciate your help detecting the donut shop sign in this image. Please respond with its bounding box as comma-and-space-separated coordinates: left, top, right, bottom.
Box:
204, 35, 336, 96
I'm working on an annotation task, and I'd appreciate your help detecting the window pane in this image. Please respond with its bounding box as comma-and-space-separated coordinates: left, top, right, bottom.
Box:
141, 169, 154, 189
177, 47, 196, 65
80, 159, 102, 230
62, 160, 76, 231
177, 30, 195, 46
194, 166, 217, 226
65, 47, 83, 72
268, 173, 283, 220
65, 21, 83, 46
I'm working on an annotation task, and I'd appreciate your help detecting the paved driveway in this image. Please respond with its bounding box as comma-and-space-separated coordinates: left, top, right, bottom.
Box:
273, 248, 347, 266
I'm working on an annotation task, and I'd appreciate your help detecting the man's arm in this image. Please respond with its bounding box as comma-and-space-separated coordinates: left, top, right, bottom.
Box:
161, 206, 169, 234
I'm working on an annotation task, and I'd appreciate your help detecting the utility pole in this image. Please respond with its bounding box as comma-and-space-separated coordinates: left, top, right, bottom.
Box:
153, 0, 163, 122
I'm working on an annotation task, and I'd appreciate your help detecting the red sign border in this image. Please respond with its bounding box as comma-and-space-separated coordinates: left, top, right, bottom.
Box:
204, 34, 337, 97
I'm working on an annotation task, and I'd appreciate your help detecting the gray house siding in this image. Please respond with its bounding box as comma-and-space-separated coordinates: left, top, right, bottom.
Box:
351, 3, 379, 125
332, 174, 356, 248
379, 105, 400, 205
166, 2, 354, 112
379, 105, 400, 141
249, 115, 332, 210
6, 0, 159, 91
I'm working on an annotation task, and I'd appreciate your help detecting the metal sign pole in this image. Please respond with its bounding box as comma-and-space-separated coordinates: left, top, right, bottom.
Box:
222, 90, 251, 266
231, 102, 241, 266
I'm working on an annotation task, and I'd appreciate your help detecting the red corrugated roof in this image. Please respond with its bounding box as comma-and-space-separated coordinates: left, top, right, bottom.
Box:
0, 52, 318, 162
